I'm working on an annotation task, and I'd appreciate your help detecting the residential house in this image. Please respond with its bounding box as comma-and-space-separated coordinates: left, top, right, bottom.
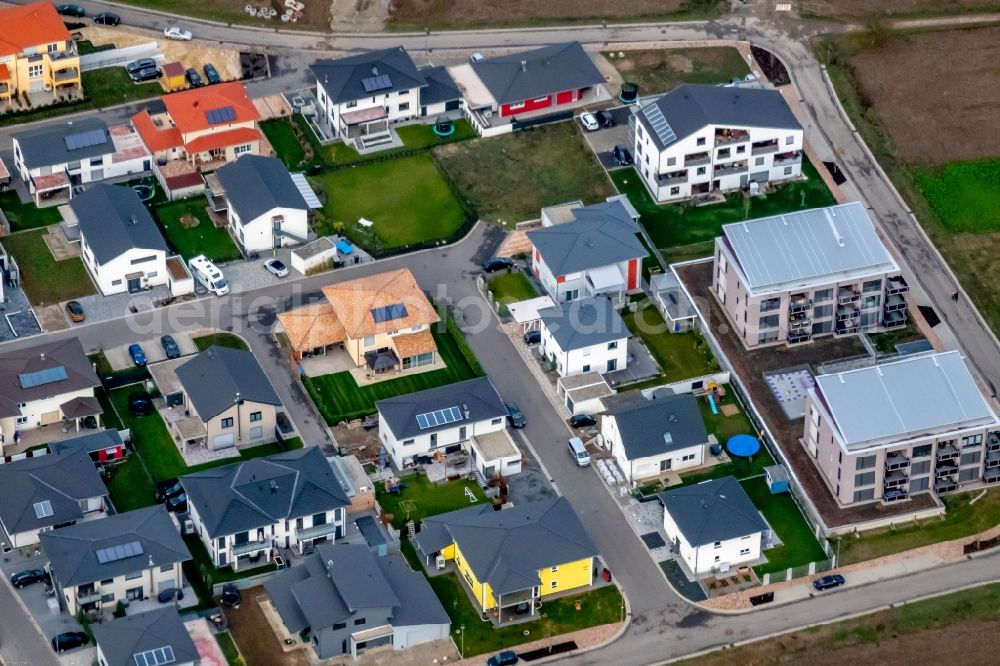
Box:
602, 393, 711, 486
171, 346, 282, 451
11, 118, 151, 206
805, 351, 1000, 506
0, 241, 17, 305
631, 84, 803, 203
414, 497, 598, 622
528, 196, 645, 303
72, 184, 169, 296
658, 476, 769, 576
265, 543, 450, 660
0, 449, 108, 548
418, 65, 463, 118
277, 268, 441, 374
0, 338, 101, 452
376, 376, 521, 476
712, 202, 907, 347
48, 429, 125, 466
0, 1, 81, 106
40, 505, 190, 615
181, 447, 351, 570
214, 155, 311, 253
538, 297, 629, 377
651, 272, 698, 333
92, 608, 199, 666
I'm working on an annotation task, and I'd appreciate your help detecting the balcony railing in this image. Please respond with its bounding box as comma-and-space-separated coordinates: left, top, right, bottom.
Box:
885, 453, 910, 471
790, 294, 811, 313
937, 444, 960, 461
297, 521, 339, 540
838, 287, 860, 304
714, 161, 748, 176
884, 309, 908, 328
656, 170, 688, 185
789, 315, 811, 329
714, 129, 749, 146
835, 321, 859, 335
987, 432, 1000, 451
77, 588, 102, 605
684, 152, 711, 166
53, 68, 79, 82
773, 151, 802, 166
986, 468, 1000, 484
986, 451, 1000, 469
934, 477, 958, 493
886, 275, 909, 295
837, 304, 859, 321
751, 140, 780, 155
232, 539, 269, 556
884, 471, 909, 488
788, 332, 812, 344
884, 294, 907, 312
46, 46, 77, 61
936, 460, 959, 476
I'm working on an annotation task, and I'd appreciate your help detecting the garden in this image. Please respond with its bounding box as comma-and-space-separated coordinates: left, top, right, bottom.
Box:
152, 199, 241, 262
1, 228, 95, 305
602, 47, 750, 94
375, 474, 487, 529
488, 271, 539, 314
621, 302, 719, 383
0, 191, 62, 231
192, 332, 250, 352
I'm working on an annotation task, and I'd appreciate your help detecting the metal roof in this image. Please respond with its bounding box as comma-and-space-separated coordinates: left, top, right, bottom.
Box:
290, 173, 322, 209
658, 476, 768, 547
311, 47, 427, 105
721, 202, 898, 293
376, 377, 508, 441
174, 346, 281, 420
91, 608, 198, 666
469, 42, 604, 106
12, 117, 112, 169
538, 297, 629, 352
215, 155, 311, 224
71, 184, 168, 266
813, 351, 998, 448
606, 393, 709, 460
651, 272, 698, 322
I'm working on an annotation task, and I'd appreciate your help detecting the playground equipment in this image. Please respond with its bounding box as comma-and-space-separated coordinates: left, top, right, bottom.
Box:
707, 393, 719, 415
705, 382, 723, 415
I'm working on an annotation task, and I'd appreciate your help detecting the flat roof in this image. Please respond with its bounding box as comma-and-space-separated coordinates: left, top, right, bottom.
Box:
722, 202, 898, 293
472, 430, 520, 461
506, 295, 556, 325
813, 351, 998, 448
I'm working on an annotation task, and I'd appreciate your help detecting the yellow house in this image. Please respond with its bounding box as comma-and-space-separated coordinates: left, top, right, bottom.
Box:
414, 497, 597, 622
0, 1, 82, 106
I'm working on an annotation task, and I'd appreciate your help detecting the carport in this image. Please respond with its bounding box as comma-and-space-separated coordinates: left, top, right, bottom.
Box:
506, 295, 556, 333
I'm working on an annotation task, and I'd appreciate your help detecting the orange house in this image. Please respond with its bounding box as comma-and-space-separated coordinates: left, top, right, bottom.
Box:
0, 2, 81, 106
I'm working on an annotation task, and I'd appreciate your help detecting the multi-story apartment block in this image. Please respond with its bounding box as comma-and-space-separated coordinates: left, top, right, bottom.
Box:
0, 2, 81, 106
631, 84, 803, 203
805, 351, 1000, 507
712, 202, 908, 348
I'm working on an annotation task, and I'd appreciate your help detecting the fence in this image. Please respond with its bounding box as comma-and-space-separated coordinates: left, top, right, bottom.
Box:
79, 42, 158, 72
637, 371, 731, 399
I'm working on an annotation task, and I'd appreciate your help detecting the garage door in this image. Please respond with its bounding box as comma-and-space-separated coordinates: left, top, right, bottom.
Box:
40, 410, 61, 425
213, 434, 235, 450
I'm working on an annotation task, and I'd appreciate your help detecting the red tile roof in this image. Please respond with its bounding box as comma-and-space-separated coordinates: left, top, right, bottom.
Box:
162, 82, 260, 134
184, 127, 262, 154
0, 64, 10, 81
165, 172, 205, 189
131, 110, 184, 153
162, 62, 185, 78
0, 2, 71, 58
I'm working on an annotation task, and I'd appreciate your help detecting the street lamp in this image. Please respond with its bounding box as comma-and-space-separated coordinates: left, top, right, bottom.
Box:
460, 624, 465, 658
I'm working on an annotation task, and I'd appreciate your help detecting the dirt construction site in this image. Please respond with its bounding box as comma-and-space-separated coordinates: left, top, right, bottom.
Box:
801, 0, 1000, 19
387, 0, 685, 27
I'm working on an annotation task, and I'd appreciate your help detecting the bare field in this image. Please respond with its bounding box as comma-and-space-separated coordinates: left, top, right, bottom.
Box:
388, 0, 688, 28
603, 47, 749, 94
849, 27, 1000, 164
803, 0, 1000, 19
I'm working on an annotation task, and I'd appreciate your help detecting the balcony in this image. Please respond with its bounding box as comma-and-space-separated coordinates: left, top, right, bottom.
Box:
751, 139, 779, 155
656, 170, 688, 186
885, 452, 910, 471
232, 539, 269, 557
883, 309, 908, 328
46, 46, 77, 62
838, 287, 860, 304
986, 451, 1000, 469
0, 82, 9, 95
714, 161, 748, 177
789, 314, 811, 329
987, 432, 1000, 452
936, 459, 959, 476
837, 303, 859, 321
773, 150, 802, 166
53, 68, 79, 83
886, 275, 909, 295
77, 587, 102, 605
684, 152, 711, 167
986, 468, 1000, 484
788, 331, 812, 345
835, 320, 859, 335
884, 293, 907, 312
297, 521, 339, 541
790, 294, 811, 313
883, 488, 908, 502
714, 128, 749, 146
884, 470, 909, 489
934, 477, 957, 493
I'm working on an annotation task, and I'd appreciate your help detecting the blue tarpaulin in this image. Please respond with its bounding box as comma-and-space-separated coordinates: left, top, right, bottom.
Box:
727, 434, 761, 458
336, 239, 354, 254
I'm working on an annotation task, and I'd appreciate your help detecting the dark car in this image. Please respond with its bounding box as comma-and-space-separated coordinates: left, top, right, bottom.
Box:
128, 392, 153, 417
505, 401, 526, 429
10, 569, 46, 588
51, 631, 89, 653
185, 68, 203, 87
131, 67, 162, 83
481, 257, 514, 273
569, 413, 597, 429
203, 63, 221, 84
65, 300, 85, 323
160, 335, 181, 359
128, 343, 147, 366
812, 574, 846, 591
612, 144, 633, 166
157, 587, 184, 603
165, 492, 187, 513
522, 329, 541, 346
126, 58, 157, 74
93, 12, 121, 25
156, 478, 184, 503
220, 584, 241, 608
56, 4, 86, 17
486, 651, 519, 666
596, 110, 616, 128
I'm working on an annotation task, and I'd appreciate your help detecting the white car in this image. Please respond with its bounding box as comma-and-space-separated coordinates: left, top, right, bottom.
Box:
163, 26, 192, 41
264, 258, 289, 278
579, 112, 599, 132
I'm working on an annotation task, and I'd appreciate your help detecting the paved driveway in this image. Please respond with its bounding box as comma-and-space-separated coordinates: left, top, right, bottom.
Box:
104, 332, 198, 371
581, 106, 634, 166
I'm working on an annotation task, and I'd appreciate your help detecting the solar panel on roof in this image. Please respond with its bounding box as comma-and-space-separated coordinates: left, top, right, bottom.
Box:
63, 129, 108, 151
19, 366, 68, 389
361, 74, 393, 93
133, 646, 176, 666
643, 104, 677, 146
416, 405, 463, 430
96, 541, 144, 565
33, 500, 53, 519
371, 303, 408, 323
205, 106, 237, 125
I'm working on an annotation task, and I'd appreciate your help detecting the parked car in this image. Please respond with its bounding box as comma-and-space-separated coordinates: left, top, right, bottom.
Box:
131, 67, 162, 83
470, 52, 486, 63
93, 12, 121, 25
160, 335, 181, 359
220, 584, 241, 608
51, 632, 89, 653
522, 329, 541, 346
812, 574, 846, 591
568, 437, 591, 467
128, 343, 147, 366
10, 569, 46, 588
505, 401, 526, 429
156, 478, 184, 503
481, 257, 514, 273
596, 110, 616, 128
569, 413, 597, 429
65, 300, 85, 323
203, 63, 221, 84
579, 112, 599, 132
128, 392, 153, 417
264, 258, 289, 278
56, 4, 86, 17
126, 58, 157, 75
486, 651, 519, 666
157, 587, 184, 603
612, 144, 633, 166
185, 68, 203, 87
163, 26, 193, 41
165, 492, 187, 513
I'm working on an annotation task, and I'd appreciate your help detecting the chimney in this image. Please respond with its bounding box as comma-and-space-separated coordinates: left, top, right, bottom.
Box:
130, 215, 137, 225
462, 403, 470, 418
663, 432, 673, 446
520, 60, 527, 72
372, 65, 379, 76
270, 480, 278, 494
40, 352, 45, 361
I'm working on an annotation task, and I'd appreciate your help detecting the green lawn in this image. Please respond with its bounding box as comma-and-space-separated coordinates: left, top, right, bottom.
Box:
111, 387, 186, 482
868, 323, 924, 355
215, 632, 243, 666
912, 158, 1000, 233
106, 457, 157, 512
326, 120, 479, 167
82, 68, 163, 108
428, 574, 622, 657
153, 199, 241, 262
95, 387, 123, 431
261, 117, 307, 169
741, 477, 827, 575
488, 271, 539, 315
621, 304, 719, 383
2, 229, 95, 305
183, 534, 274, 586
192, 333, 250, 352
835, 488, 1000, 565
613, 157, 837, 250
603, 47, 750, 94
309, 154, 466, 251
0, 191, 63, 231
671, 426, 774, 491
304, 324, 481, 424
376, 475, 487, 529
434, 121, 615, 225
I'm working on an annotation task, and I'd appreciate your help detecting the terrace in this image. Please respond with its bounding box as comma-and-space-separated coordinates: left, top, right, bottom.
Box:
886, 275, 909, 294
751, 139, 779, 155
773, 151, 803, 166
714, 128, 749, 146
684, 151, 711, 167
838, 286, 861, 304
713, 161, 748, 177
657, 170, 688, 185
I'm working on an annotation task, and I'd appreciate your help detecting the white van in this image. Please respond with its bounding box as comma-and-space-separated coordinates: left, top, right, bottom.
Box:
188, 255, 229, 296
568, 437, 590, 467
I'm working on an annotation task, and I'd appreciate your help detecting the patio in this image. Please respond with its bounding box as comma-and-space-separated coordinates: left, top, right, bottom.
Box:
300, 347, 448, 387
3, 408, 104, 456
605, 337, 662, 387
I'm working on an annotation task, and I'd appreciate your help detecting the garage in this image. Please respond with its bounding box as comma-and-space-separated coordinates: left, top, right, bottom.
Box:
213, 434, 235, 450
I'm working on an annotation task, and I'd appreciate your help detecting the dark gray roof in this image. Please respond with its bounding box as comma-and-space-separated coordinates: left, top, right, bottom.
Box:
418, 65, 461, 106
319, 543, 399, 611
91, 608, 198, 666
311, 47, 427, 105
175, 346, 281, 421
376, 377, 508, 441
538, 298, 629, 352
415, 497, 597, 595
651, 273, 697, 322
607, 393, 709, 460
71, 184, 168, 266
215, 155, 308, 224
378, 555, 449, 626
0, 449, 106, 538
528, 199, 644, 276
39, 505, 190, 587
0, 337, 99, 418
471, 42, 604, 106
658, 476, 768, 547
49, 429, 123, 456
12, 117, 112, 170
181, 447, 350, 539
638, 84, 801, 151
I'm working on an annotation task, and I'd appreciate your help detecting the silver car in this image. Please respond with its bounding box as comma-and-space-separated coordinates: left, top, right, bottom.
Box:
163, 26, 193, 41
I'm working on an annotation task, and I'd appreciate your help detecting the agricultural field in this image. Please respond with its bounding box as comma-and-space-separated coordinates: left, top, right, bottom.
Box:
603, 47, 750, 94
801, 0, 1000, 19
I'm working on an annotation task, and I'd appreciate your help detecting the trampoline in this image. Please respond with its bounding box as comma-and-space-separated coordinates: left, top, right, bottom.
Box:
619, 82, 639, 105
336, 239, 354, 254
133, 184, 156, 202
432, 116, 455, 137
727, 434, 761, 458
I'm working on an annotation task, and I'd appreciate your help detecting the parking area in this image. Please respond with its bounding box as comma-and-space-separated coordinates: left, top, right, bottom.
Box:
104, 331, 199, 371
579, 106, 635, 168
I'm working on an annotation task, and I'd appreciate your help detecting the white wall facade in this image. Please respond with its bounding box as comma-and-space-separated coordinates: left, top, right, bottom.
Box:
315, 83, 422, 139
602, 414, 704, 485
12, 140, 151, 195
227, 205, 309, 253
3, 496, 105, 549
538, 324, 628, 378
0, 387, 96, 440
378, 414, 507, 470
61, 561, 184, 615
531, 250, 640, 303
662, 507, 762, 576
80, 237, 167, 296
392, 623, 451, 650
